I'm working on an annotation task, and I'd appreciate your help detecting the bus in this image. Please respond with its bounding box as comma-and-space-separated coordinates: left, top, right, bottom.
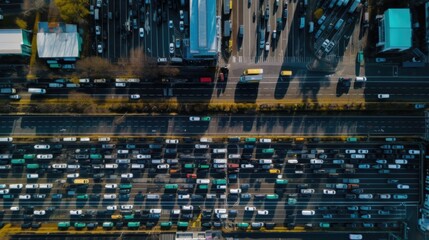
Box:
237, 222, 249, 229
265, 194, 279, 200
119, 183, 132, 189
212, 179, 227, 185
11, 159, 25, 165
177, 222, 189, 228
243, 69, 263, 75
73, 179, 89, 184
239, 74, 263, 83
58, 222, 71, 229
160, 221, 173, 229
165, 184, 178, 190
276, 179, 288, 185
128, 222, 140, 228
26, 164, 40, 169
124, 214, 135, 220
90, 154, 102, 159
23, 154, 35, 160
198, 164, 210, 169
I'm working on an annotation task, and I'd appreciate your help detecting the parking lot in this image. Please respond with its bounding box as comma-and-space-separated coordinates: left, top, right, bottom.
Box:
0, 136, 422, 232
91, 0, 188, 62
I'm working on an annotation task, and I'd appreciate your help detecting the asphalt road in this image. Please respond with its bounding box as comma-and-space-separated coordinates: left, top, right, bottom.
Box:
0, 114, 424, 137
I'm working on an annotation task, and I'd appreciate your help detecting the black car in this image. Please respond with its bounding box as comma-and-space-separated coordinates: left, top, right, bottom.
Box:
21, 223, 31, 229
201, 222, 212, 228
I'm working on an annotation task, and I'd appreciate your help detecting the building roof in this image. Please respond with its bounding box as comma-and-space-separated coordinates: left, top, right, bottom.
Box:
0, 29, 32, 56
384, 8, 412, 50
189, 0, 217, 57
37, 22, 81, 58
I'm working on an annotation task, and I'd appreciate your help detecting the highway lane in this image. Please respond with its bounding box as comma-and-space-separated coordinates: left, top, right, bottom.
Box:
0, 115, 424, 137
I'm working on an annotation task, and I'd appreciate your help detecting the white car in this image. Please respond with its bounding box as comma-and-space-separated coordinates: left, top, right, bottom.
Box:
25, 184, 38, 189
379, 194, 391, 199
117, 150, 129, 154
115, 82, 126, 87
259, 138, 272, 143
97, 44, 103, 54
120, 205, 133, 210
178, 194, 190, 199
241, 164, 254, 168
229, 188, 241, 194
245, 206, 256, 211
180, 10, 184, 19
34, 210, 46, 215
34, 144, 50, 150
301, 189, 315, 194
37, 154, 53, 159
169, 43, 175, 54
105, 184, 117, 189
0, 189, 9, 194
103, 194, 117, 199
395, 159, 407, 164
310, 159, 323, 164
358, 149, 368, 154
145, 209, 161, 215
52, 164, 67, 169
345, 149, 356, 154
130, 94, 140, 100
166, 139, 179, 144
323, 189, 336, 195
171, 209, 181, 215
121, 173, 133, 178
376, 159, 387, 164
139, 27, 144, 38
179, 21, 184, 31
68, 164, 80, 169
409, 150, 420, 154
257, 210, 269, 215
182, 205, 193, 210
19, 194, 31, 199
106, 205, 117, 210
265, 41, 270, 51
397, 184, 410, 189
67, 173, 79, 178
136, 154, 151, 159
70, 210, 83, 215
10, 206, 20, 211
157, 164, 170, 169
95, 26, 101, 35
189, 116, 200, 121
214, 208, 227, 214
195, 144, 209, 149
168, 20, 173, 28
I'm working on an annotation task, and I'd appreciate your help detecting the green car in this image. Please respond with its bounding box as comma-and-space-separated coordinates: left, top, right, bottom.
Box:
201, 116, 211, 121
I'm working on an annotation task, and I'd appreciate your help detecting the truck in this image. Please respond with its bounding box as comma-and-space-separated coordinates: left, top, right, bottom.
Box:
28, 88, 46, 94
0, 88, 16, 94
223, 0, 230, 15
239, 75, 263, 83
94, 8, 99, 20
224, 20, 231, 37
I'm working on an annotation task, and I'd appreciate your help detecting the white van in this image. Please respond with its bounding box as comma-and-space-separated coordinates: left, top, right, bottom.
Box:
105, 164, 118, 169
308, 21, 314, 33
79, 137, 90, 142
146, 194, 160, 200
63, 137, 77, 142
355, 76, 367, 82
196, 179, 210, 184
26, 174, 39, 179
228, 154, 240, 159
0, 137, 12, 142
39, 184, 53, 189
259, 159, 272, 164
287, 159, 298, 164
378, 94, 390, 99
131, 164, 145, 169
200, 137, 212, 143
299, 17, 305, 29
301, 210, 315, 215
213, 159, 227, 164
388, 164, 401, 169
213, 149, 227, 154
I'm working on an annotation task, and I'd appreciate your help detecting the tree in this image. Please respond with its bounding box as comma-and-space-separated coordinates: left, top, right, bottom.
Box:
23, 0, 48, 16
75, 56, 116, 78
54, 0, 89, 24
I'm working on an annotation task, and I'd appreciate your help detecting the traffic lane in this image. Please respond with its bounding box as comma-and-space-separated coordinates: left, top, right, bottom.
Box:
1, 115, 425, 136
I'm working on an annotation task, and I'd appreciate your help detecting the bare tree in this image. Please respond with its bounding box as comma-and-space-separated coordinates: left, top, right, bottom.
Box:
23, 0, 48, 16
